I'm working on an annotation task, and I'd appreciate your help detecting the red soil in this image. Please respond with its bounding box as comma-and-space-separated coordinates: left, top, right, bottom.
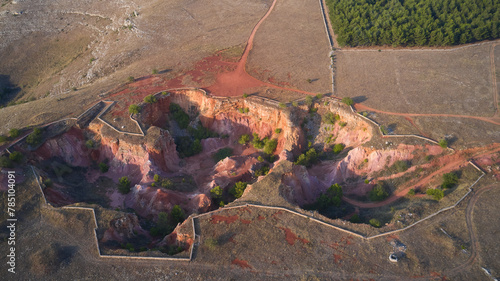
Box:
210, 214, 239, 224
279, 227, 309, 245
344, 144, 500, 208
239, 219, 252, 224
333, 254, 342, 264
231, 258, 253, 269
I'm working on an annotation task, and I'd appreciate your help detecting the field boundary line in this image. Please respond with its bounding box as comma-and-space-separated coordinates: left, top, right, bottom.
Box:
349, 104, 455, 151
339, 40, 499, 52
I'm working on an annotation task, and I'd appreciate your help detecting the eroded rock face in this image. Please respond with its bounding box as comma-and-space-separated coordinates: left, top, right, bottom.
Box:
102, 214, 147, 243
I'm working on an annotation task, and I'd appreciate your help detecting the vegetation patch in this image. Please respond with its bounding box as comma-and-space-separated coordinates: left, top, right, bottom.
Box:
326, 0, 499, 47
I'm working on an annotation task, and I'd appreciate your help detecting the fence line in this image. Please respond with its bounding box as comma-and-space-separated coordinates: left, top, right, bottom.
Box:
349, 104, 455, 151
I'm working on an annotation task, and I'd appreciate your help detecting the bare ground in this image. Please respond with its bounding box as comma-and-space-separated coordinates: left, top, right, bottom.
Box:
336, 42, 497, 117
246, 0, 332, 95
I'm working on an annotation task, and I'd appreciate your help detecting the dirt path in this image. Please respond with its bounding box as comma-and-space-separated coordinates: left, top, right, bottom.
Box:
444, 184, 497, 276
343, 145, 500, 208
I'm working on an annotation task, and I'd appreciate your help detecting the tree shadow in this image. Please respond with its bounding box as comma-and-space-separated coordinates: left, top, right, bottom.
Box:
158, 69, 172, 74
352, 96, 367, 103
0, 74, 21, 106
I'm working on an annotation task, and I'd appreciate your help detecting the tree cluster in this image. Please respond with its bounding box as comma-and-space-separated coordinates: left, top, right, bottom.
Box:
326, 0, 499, 47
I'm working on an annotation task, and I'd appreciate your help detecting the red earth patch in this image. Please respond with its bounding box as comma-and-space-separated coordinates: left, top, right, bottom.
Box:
210, 215, 239, 224
279, 227, 309, 245
232, 258, 252, 269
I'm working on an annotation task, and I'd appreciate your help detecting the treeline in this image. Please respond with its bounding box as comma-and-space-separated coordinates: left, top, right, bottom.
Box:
326, 0, 499, 47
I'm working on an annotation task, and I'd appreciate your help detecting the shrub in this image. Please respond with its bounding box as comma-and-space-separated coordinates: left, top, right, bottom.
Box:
169, 103, 190, 129
205, 238, 218, 250
238, 108, 244, 113
279, 102, 286, 109
118, 176, 132, 194
426, 188, 444, 200
263, 139, 278, 155
439, 139, 448, 149
161, 179, 174, 189
26, 127, 43, 146
242, 93, 248, 98
238, 134, 250, 145
442, 172, 459, 189
85, 140, 95, 149
0, 156, 12, 168
315, 183, 343, 210
9, 128, 20, 138
8, 151, 23, 163
128, 104, 140, 114
251, 133, 265, 149
364, 179, 370, 184
295, 148, 319, 167
274, 128, 282, 134
292, 101, 298, 107
339, 121, 347, 127
316, 93, 323, 99
369, 218, 381, 228
350, 213, 361, 223
99, 162, 109, 173
143, 95, 157, 104
171, 205, 185, 224
150, 212, 170, 237
392, 160, 409, 173
305, 96, 313, 106
161, 91, 168, 95
254, 165, 270, 177
322, 112, 336, 125
341, 97, 354, 106
213, 147, 233, 162
244, 107, 249, 113
332, 143, 345, 154
408, 189, 415, 196
0, 135, 7, 143
152, 69, 158, 74
257, 156, 264, 162
127, 76, 135, 82
154, 174, 160, 182
43, 179, 53, 187
380, 125, 388, 135
210, 186, 223, 199
369, 183, 389, 201
230, 181, 247, 198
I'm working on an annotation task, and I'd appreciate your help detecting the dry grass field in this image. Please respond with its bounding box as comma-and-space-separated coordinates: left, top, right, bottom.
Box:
336, 42, 497, 117
247, 0, 332, 95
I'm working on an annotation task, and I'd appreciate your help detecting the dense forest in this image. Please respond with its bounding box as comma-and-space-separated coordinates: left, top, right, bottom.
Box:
325, 0, 499, 47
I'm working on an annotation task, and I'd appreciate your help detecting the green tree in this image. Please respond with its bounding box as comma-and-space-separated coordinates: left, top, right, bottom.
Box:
341, 97, 354, 106
332, 143, 345, 154
152, 69, 158, 75
143, 95, 157, 104
369, 218, 381, 228
9, 128, 20, 139
170, 205, 185, 224
118, 176, 132, 194
210, 186, 223, 199
26, 127, 43, 146
127, 76, 135, 82
439, 139, 448, 148
128, 104, 140, 114
230, 182, 247, 198
369, 183, 389, 201
0, 156, 12, 168
154, 174, 160, 182
263, 139, 278, 155
442, 172, 458, 189
305, 96, 314, 106
99, 162, 109, 173
238, 134, 250, 145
